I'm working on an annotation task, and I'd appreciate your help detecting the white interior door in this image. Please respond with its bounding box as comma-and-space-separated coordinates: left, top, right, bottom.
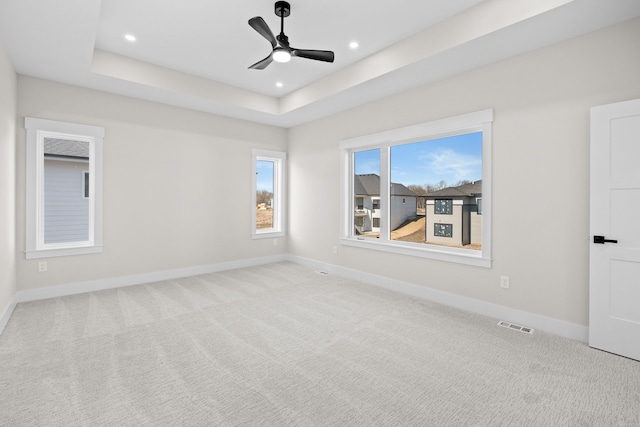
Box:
589, 98, 640, 361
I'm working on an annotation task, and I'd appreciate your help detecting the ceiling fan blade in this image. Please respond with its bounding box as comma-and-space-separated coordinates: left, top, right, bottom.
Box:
248, 54, 274, 70
248, 17, 277, 49
291, 49, 335, 63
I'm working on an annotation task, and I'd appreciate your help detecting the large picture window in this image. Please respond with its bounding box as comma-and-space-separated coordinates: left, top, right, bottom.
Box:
251, 149, 286, 238
25, 117, 104, 259
340, 109, 492, 267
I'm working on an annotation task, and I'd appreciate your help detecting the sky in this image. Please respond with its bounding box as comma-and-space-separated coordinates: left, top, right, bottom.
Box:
354, 132, 482, 187
256, 160, 274, 192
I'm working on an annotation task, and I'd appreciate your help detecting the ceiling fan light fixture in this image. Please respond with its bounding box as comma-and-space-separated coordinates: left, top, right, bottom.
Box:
248, 1, 334, 70
272, 48, 291, 63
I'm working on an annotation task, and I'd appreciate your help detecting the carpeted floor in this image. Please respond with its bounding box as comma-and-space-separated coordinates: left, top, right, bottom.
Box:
0, 262, 638, 426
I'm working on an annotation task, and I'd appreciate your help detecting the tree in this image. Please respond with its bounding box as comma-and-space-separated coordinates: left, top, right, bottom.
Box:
256, 190, 273, 206
407, 184, 427, 195
407, 184, 427, 210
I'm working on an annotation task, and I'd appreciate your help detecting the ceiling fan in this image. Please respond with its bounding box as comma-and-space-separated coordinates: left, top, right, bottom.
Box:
248, 1, 335, 70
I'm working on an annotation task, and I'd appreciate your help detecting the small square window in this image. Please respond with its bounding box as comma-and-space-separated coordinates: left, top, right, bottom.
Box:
434, 223, 453, 237
373, 217, 380, 228
372, 199, 380, 209
435, 199, 453, 215
83, 171, 90, 199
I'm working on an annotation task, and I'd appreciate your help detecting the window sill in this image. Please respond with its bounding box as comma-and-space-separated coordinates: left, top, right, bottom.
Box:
252, 230, 285, 239
340, 237, 491, 268
25, 245, 103, 260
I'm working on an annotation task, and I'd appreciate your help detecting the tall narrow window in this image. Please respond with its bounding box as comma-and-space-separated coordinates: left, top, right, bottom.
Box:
340, 109, 492, 267
25, 118, 104, 259
252, 149, 286, 238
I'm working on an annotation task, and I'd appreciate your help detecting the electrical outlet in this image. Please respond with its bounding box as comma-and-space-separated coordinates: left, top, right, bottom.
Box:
500, 276, 510, 289
332, 246, 338, 254
273, 238, 278, 246
38, 261, 48, 273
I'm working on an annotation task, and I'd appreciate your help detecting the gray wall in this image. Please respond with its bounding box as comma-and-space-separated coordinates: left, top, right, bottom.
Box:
16, 77, 287, 290
0, 40, 17, 318
288, 18, 640, 328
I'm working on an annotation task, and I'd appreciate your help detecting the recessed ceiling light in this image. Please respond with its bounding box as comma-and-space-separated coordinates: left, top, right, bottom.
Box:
124, 34, 136, 42
349, 41, 359, 49
276, 82, 284, 88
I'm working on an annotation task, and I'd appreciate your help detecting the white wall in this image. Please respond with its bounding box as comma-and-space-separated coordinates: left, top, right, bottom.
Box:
288, 18, 640, 328
0, 40, 17, 325
16, 77, 287, 291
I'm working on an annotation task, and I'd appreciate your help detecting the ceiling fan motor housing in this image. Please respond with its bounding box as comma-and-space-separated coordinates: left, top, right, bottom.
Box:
275, 1, 290, 18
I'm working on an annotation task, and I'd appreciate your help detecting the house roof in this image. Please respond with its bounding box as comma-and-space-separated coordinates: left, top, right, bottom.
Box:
422, 180, 482, 198
44, 138, 90, 159
354, 174, 417, 197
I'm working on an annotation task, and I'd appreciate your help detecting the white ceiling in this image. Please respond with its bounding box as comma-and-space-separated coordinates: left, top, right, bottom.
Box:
1, 0, 639, 128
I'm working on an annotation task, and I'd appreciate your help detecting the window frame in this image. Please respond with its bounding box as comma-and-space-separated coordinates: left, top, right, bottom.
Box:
251, 148, 286, 239
25, 117, 104, 259
339, 109, 493, 268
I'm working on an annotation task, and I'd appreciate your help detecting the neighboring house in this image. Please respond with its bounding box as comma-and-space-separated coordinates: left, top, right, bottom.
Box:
43, 138, 90, 244
422, 181, 482, 247
354, 174, 417, 234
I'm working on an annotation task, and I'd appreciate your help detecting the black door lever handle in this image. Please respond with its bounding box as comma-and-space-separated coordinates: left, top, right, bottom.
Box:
594, 235, 618, 244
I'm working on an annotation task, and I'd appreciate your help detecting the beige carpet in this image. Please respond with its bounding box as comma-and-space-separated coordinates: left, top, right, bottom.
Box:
0, 262, 638, 426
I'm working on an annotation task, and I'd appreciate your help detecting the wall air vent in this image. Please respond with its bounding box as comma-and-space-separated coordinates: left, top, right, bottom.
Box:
498, 320, 535, 334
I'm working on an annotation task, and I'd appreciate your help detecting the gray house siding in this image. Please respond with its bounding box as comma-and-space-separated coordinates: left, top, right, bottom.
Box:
354, 174, 417, 234
43, 158, 89, 244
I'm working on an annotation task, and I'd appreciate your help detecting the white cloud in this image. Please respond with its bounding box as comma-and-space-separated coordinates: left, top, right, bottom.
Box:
419, 148, 481, 182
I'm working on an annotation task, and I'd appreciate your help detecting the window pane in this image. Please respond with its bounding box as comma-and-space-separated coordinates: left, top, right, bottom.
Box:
435, 199, 452, 214
256, 160, 274, 229
353, 149, 380, 238
389, 132, 482, 250
43, 138, 90, 244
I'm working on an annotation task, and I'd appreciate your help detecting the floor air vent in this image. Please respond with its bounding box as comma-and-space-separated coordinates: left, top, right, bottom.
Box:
498, 320, 534, 335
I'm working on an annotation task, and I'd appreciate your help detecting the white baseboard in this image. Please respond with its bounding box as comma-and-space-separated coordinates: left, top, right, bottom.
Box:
15, 254, 288, 304
287, 255, 589, 343
0, 296, 17, 336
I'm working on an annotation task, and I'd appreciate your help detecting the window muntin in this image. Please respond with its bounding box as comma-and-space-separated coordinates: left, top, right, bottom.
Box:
340, 109, 492, 267
25, 117, 104, 259
251, 149, 286, 238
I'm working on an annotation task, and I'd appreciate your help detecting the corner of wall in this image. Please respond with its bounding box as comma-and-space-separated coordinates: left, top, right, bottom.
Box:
0, 38, 19, 335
